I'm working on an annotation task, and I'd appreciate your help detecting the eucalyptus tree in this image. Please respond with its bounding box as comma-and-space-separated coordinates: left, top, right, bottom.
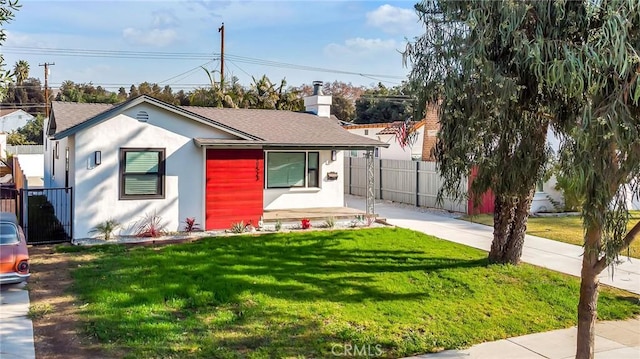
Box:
526, 2, 640, 357
0, 0, 20, 101
404, 0, 553, 265
405, 1, 640, 358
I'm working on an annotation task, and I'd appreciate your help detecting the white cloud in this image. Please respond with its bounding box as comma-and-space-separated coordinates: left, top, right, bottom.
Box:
151, 10, 180, 29
366, 4, 421, 36
4, 31, 47, 48
324, 38, 398, 57
122, 28, 179, 47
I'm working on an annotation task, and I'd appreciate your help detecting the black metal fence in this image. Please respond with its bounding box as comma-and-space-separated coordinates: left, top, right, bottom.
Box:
20, 188, 73, 245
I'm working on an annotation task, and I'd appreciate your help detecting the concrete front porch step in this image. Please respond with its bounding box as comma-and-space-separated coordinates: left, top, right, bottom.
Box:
263, 207, 375, 223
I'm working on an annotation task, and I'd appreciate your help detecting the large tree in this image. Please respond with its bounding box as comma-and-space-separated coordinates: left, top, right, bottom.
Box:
404, 1, 552, 265
0, 0, 20, 101
406, 1, 640, 358
353, 82, 413, 124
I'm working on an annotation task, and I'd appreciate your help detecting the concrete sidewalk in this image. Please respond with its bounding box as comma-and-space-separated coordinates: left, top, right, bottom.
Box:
345, 195, 640, 358
345, 195, 640, 295
408, 317, 640, 358
0, 282, 35, 359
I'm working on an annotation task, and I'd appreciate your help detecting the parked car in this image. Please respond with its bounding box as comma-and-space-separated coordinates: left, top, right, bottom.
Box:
0, 212, 30, 285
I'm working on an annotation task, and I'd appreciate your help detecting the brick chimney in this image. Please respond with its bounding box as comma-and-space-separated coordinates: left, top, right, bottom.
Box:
421, 103, 440, 161
304, 81, 332, 118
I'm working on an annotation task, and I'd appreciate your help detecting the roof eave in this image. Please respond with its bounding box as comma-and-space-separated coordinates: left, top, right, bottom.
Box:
194, 138, 389, 150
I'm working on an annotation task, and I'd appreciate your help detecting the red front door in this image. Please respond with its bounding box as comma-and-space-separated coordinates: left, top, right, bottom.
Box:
205, 149, 264, 230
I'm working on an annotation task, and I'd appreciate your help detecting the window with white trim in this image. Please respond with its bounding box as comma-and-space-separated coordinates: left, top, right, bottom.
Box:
119, 148, 165, 199
266, 151, 319, 188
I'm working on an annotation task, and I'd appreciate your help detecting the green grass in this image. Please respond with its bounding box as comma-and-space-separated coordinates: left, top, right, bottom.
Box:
62, 228, 640, 358
462, 211, 640, 259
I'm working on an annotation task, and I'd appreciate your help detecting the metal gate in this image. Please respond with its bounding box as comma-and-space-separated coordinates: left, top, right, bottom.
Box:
20, 187, 73, 245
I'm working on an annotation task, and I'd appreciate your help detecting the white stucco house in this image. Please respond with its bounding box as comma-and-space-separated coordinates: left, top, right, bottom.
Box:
343, 121, 428, 161
0, 109, 33, 133
44, 87, 386, 239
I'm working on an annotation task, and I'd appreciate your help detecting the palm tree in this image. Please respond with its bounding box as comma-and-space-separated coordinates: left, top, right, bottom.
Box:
13, 60, 29, 85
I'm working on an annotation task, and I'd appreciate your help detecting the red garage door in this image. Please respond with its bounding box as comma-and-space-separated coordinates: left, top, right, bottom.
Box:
206, 149, 264, 230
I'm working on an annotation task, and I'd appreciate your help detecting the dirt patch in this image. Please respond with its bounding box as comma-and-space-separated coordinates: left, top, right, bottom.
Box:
27, 245, 114, 359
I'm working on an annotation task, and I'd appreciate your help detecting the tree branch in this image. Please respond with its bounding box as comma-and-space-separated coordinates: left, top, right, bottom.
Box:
595, 221, 640, 272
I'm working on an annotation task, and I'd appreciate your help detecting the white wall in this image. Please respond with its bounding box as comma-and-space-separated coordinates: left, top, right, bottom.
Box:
346, 127, 424, 161
15, 154, 44, 178
0, 110, 32, 133
72, 103, 235, 239
0, 133, 6, 158
45, 136, 71, 189
264, 150, 345, 209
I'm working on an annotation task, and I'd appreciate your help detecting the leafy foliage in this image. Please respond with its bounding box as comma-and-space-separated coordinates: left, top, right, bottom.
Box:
6, 114, 44, 145
0, 0, 20, 101
88, 219, 121, 241
406, 0, 640, 356
353, 82, 414, 124
134, 211, 167, 238
229, 221, 246, 234
182, 217, 200, 234
404, 0, 553, 264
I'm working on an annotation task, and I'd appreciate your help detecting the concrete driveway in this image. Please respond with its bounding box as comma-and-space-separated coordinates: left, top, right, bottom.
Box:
0, 282, 35, 359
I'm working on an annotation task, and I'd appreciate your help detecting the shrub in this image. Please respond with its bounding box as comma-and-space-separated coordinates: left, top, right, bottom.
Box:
301, 218, 312, 229
88, 219, 121, 241
183, 217, 201, 234
134, 211, 167, 238
229, 221, 246, 234
274, 220, 282, 232
324, 216, 336, 229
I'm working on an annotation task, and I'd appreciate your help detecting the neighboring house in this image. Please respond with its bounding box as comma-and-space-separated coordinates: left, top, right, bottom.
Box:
44, 87, 386, 239
0, 109, 33, 133
344, 104, 439, 161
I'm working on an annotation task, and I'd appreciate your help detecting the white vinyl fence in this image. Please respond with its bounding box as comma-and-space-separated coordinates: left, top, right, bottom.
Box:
344, 157, 468, 213
5, 145, 44, 155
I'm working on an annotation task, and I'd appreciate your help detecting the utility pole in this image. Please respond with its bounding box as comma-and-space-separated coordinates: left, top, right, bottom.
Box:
218, 22, 224, 88
39, 62, 55, 118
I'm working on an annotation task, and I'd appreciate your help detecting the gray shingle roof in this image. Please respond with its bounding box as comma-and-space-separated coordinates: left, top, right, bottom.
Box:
50, 102, 114, 135
50, 95, 387, 148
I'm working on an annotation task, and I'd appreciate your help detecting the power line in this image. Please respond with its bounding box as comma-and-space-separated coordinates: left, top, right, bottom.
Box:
227, 59, 253, 80
157, 60, 215, 85
4, 46, 407, 80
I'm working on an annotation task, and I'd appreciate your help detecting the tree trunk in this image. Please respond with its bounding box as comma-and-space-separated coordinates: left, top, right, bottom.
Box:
502, 192, 533, 265
576, 225, 601, 359
489, 195, 515, 263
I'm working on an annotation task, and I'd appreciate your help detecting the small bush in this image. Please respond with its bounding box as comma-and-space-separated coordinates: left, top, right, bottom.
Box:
301, 218, 312, 229
229, 221, 246, 234
134, 211, 167, 238
88, 219, 121, 241
324, 216, 336, 229
274, 220, 282, 232
183, 217, 201, 234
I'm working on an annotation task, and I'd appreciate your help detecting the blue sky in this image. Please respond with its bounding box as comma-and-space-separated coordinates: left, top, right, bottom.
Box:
3, 0, 424, 92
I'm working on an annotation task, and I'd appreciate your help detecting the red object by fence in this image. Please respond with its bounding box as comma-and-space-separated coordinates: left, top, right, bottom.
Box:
467, 167, 495, 215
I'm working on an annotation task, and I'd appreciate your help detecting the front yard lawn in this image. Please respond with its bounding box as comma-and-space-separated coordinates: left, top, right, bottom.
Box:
462, 211, 640, 259
61, 228, 639, 358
